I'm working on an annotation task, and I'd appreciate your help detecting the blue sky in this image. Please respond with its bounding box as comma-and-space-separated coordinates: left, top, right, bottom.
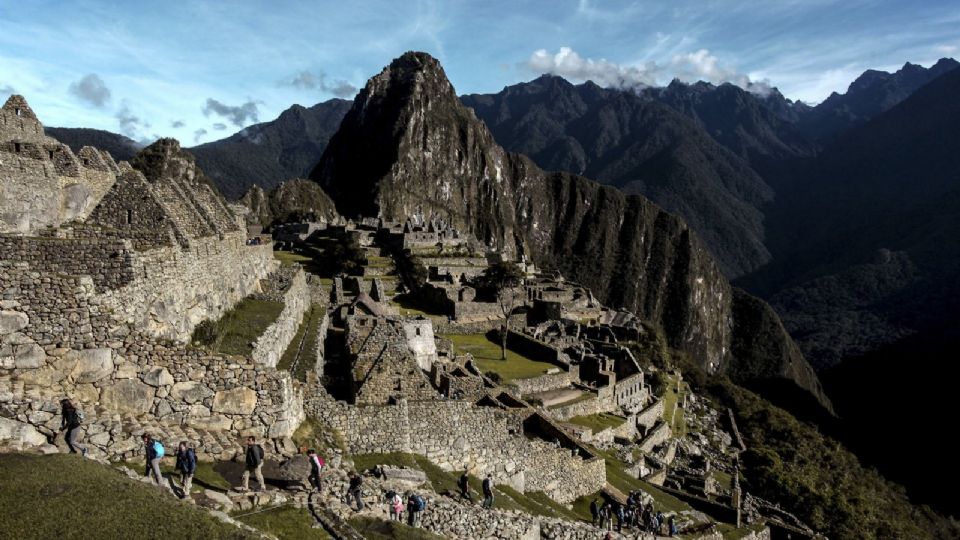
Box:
1, 0, 957, 145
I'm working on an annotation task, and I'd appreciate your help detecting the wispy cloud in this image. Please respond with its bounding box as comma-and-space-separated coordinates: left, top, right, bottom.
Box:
115, 101, 150, 138
282, 70, 357, 98
202, 98, 260, 127
212, 122, 227, 130
527, 46, 771, 94
170, 119, 185, 128
193, 128, 207, 143
69, 73, 111, 107
0, 83, 14, 96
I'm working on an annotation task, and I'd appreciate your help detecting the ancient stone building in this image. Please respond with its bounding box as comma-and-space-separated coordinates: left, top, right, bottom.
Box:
0, 96, 298, 459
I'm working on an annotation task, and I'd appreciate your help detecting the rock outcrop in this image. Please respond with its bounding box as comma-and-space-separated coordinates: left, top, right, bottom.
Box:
311, 51, 831, 412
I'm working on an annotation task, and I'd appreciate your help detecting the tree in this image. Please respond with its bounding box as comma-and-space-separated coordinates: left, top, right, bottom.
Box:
475, 262, 525, 360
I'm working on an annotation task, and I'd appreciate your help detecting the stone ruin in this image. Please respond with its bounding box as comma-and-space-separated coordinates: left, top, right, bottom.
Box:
0, 96, 303, 461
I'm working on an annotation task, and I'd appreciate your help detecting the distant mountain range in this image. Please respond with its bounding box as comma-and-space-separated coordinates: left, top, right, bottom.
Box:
190, 99, 352, 199
43, 126, 142, 162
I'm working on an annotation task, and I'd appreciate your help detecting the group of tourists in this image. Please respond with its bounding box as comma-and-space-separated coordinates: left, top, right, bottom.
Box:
383, 489, 427, 527
456, 468, 496, 509
590, 493, 678, 536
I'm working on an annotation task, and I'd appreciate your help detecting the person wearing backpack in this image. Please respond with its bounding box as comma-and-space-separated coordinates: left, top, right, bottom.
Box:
481, 474, 494, 509
142, 433, 165, 487
307, 449, 324, 491
457, 467, 472, 502
347, 471, 364, 510
59, 398, 87, 457
242, 436, 266, 492
406, 492, 424, 527
175, 441, 197, 498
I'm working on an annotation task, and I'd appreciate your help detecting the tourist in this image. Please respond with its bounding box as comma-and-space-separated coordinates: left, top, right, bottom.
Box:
141, 433, 165, 486
590, 498, 601, 526
174, 441, 197, 498
668, 515, 678, 537
615, 502, 625, 532
59, 398, 87, 457
601, 501, 613, 531
242, 436, 266, 492
307, 449, 324, 491
481, 474, 495, 508
458, 468, 473, 502
347, 471, 364, 510
406, 492, 420, 527
386, 489, 403, 521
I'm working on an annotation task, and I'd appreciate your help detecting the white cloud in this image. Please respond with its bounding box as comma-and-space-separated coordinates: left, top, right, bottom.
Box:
526, 46, 771, 94
935, 44, 957, 55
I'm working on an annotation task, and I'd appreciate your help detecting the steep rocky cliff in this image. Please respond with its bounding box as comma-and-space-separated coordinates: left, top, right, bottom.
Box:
311, 52, 830, 412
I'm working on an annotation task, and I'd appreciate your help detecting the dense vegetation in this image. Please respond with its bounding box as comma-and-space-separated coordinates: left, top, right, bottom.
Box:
685, 367, 960, 539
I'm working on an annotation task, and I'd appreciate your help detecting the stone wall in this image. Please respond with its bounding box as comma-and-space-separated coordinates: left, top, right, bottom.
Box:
636, 399, 664, 430
252, 269, 310, 368
346, 316, 439, 405
0, 259, 303, 459
307, 394, 605, 503
550, 395, 601, 422
508, 371, 572, 396
97, 231, 277, 342
314, 310, 330, 381
0, 235, 135, 292
638, 421, 672, 453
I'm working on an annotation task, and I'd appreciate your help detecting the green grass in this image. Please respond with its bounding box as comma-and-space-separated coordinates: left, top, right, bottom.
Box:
712, 469, 733, 491
237, 506, 331, 539
122, 458, 232, 493
546, 391, 595, 409
274, 251, 312, 267
566, 413, 627, 433
0, 453, 255, 539
589, 446, 691, 514
442, 333, 559, 382
208, 298, 285, 356
277, 305, 324, 380
661, 373, 688, 437
348, 517, 445, 540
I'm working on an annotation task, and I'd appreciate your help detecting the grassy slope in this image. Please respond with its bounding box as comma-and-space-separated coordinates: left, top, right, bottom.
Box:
349, 517, 445, 540
210, 298, 285, 356
566, 412, 627, 432
0, 453, 254, 539
237, 506, 331, 539
443, 333, 558, 382
277, 304, 323, 380
705, 376, 960, 539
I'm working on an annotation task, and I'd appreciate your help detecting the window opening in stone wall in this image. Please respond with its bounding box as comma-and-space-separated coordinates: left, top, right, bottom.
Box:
14, 142, 21, 153
15, 108, 21, 116
83, 158, 89, 166
126, 209, 132, 225
415, 327, 421, 336
48, 150, 54, 159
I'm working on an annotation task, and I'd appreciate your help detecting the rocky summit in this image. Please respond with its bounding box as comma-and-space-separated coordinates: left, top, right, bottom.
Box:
312, 52, 829, 413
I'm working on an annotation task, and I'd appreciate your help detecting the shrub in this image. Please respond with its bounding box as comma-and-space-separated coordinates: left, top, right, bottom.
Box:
191, 320, 218, 346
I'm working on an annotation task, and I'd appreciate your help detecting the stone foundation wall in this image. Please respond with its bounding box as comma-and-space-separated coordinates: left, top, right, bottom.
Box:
97, 231, 277, 342
638, 421, 671, 453
306, 394, 605, 502
314, 310, 330, 381
636, 399, 664, 429
550, 396, 601, 422
508, 371, 572, 396
0, 235, 135, 292
0, 259, 303, 459
252, 269, 309, 368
